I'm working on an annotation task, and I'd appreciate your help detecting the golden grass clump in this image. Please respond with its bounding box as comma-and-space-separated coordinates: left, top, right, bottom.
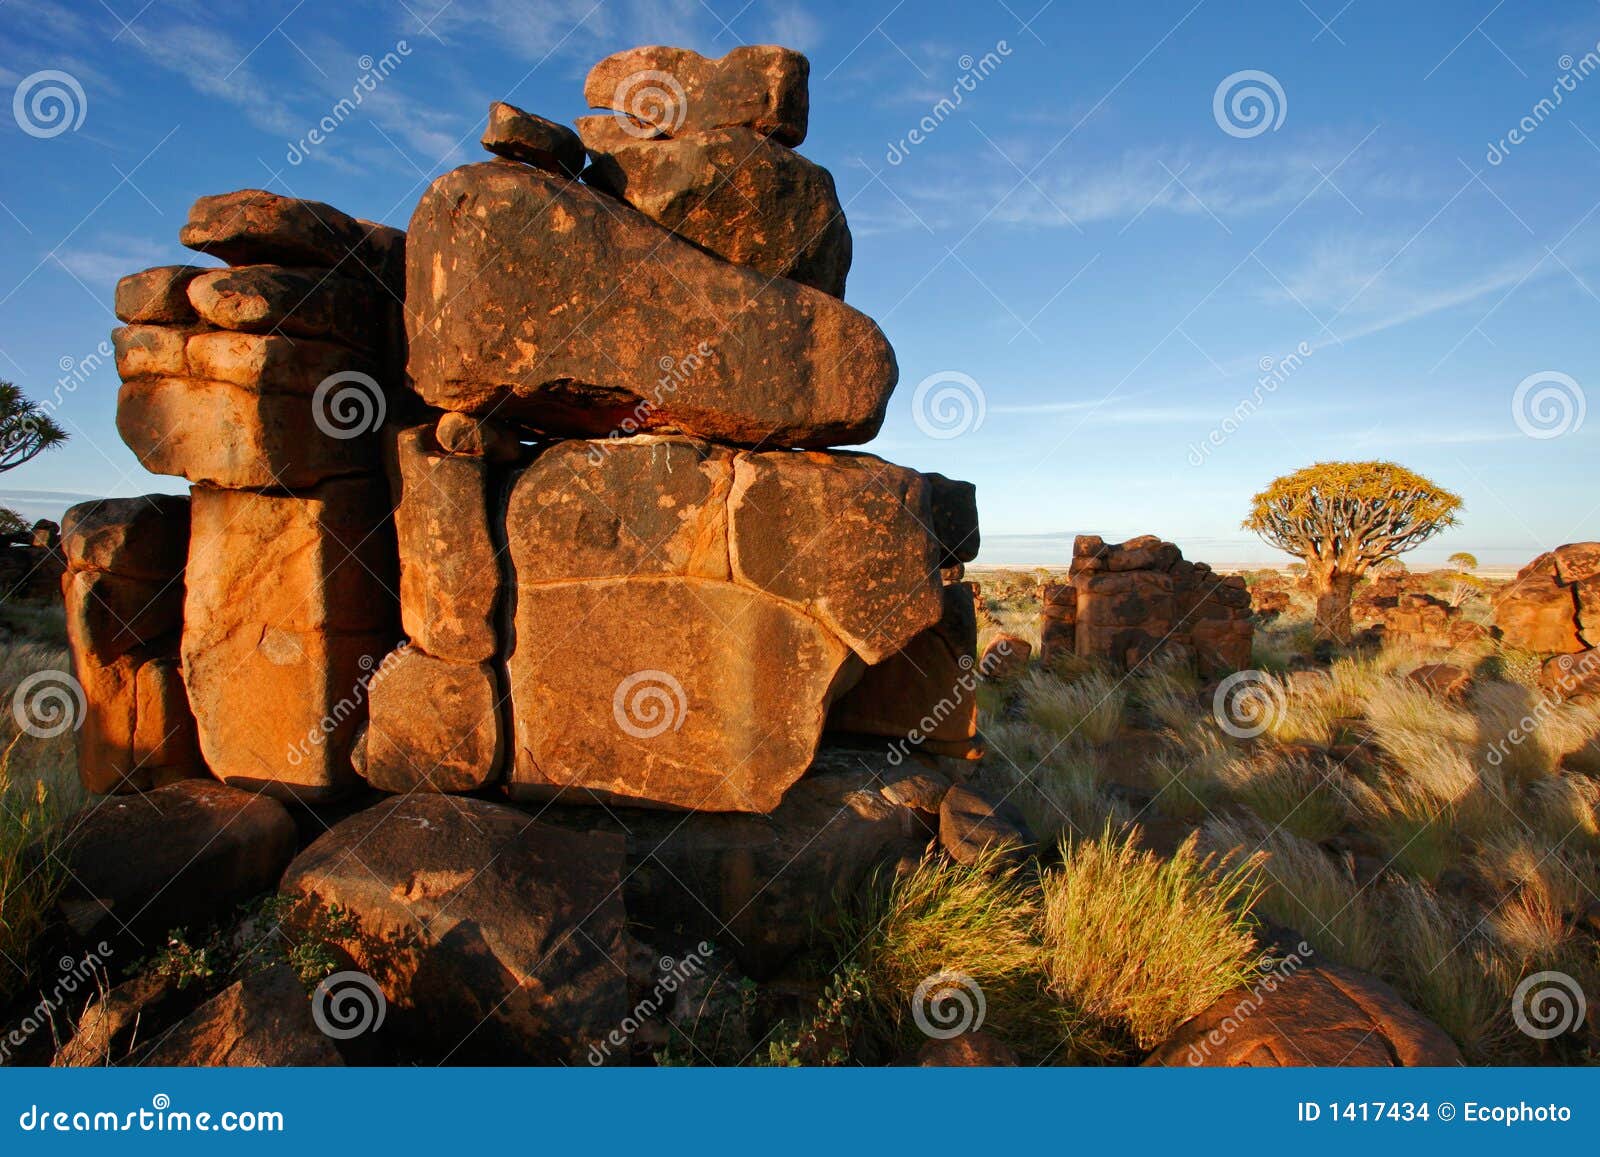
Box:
1019, 670, 1127, 746
1040, 827, 1264, 1049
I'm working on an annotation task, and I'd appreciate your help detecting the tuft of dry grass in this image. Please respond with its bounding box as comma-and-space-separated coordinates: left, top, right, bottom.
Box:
836, 851, 1103, 1062
1019, 670, 1127, 746
1040, 827, 1264, 1050
1203, 816, 1388, 975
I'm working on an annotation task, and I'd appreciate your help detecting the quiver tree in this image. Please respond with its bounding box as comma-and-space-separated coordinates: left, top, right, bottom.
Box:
0, 381, 66, 472
1243, 461, 1461, 643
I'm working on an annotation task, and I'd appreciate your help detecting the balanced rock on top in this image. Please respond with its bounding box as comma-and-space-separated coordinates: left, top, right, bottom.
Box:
405, 161, 895, 446
584, 44, 809, 146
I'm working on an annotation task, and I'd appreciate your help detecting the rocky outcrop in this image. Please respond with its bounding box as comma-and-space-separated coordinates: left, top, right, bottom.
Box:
1038, 535, 1252, 677
137, 965, 343, 1067
1494, 544, 1595, 654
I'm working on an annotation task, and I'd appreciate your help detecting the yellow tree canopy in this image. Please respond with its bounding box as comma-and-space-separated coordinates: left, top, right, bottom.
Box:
1242, 461, 1461, 574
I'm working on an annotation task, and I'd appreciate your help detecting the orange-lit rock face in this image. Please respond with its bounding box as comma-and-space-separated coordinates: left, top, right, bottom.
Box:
181, 479, 398, 801
503, 436, 942, 811
404, 162, 895, 447
1494, 546, 1594, 655
579, 125, 850, 296
59, 496, 203, 794
583, 45, 810, 146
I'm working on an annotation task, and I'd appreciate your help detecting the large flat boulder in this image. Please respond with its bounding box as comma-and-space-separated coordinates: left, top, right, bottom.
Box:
584, 45, 809, 146
180, 189, 404, 291
56, 779, 297, 941
118, 376, 383, 490
580, 125, 849, 295
279, 795, 628, 1064
1145, 961, 1461, 1067
405, 162, 896, 447
182, 479, 398, 800
503, 436, 943, 811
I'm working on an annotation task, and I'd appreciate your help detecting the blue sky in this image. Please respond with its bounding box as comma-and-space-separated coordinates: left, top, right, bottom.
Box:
1, 0, 1596, 568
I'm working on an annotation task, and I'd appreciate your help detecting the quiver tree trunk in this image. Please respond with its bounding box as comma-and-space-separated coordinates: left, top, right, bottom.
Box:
1310, 570, 1359, 644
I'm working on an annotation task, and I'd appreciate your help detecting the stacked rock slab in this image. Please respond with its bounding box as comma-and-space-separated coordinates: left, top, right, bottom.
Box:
112, 191, 405, 800
380, 49, 975, 810
1038, 535, 1252, 677
1494, 543, 1600, 695
59, 496, 203, 793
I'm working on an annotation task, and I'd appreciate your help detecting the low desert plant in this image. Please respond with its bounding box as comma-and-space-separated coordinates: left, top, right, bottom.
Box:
1203, 816, 1387, 974
1019, 670, 1127, 746
835, 851, 1092, 1062
0, 735, 69, 1004
1040, 827, 1264, 1050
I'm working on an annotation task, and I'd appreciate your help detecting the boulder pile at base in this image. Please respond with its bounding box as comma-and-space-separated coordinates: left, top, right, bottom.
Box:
1037, 534, 1253, 677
